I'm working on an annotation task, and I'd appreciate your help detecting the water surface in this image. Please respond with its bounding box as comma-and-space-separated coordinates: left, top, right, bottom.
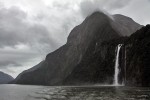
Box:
0, 84, 150, 100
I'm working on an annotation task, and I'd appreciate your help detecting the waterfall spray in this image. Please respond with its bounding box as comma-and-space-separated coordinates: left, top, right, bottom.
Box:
113, 44, 123, 86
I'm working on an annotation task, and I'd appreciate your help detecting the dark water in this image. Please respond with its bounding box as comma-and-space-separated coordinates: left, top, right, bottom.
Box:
0, 85, 150, 100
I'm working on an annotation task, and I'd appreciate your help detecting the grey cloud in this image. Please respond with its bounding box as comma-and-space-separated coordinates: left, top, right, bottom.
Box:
0, 47, 39, 68
0, 61, 21, 67
0, 6, 56, 49
104, 0, 132, 10
79, 0, 133, 18
0, 5, 59, 71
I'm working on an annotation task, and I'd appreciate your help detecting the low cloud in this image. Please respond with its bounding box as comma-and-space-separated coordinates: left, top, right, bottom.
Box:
79, 0, 133, 18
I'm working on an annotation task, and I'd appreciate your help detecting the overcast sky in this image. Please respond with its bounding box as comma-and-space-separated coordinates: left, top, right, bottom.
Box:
0, 0, 150, 77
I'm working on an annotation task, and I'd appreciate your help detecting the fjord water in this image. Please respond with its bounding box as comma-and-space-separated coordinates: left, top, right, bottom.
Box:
0, 84, 150, 100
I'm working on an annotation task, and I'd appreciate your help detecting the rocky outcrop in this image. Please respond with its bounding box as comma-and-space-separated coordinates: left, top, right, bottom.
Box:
0, 71, 14, 84
12, 11, 142, 86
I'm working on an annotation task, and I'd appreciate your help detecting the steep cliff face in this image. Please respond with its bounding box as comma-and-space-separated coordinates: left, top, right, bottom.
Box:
125, 25, 150, 86
0, 71, 14, 84
63, 37, 127, 85
13, 12, 142, 85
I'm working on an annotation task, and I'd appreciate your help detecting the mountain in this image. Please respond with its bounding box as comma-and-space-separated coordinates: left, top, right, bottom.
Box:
12, 11, 142, 86
12, 61, 44, 84
0, 71, 14, 84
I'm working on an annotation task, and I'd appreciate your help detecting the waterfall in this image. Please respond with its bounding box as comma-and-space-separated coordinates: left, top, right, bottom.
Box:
113, 44, 123, 86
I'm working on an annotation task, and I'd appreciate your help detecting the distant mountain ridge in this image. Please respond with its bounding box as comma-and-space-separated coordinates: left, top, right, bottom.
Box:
12, 11, 143, 86
0, 71, 14, 84
112, 14, 142, 36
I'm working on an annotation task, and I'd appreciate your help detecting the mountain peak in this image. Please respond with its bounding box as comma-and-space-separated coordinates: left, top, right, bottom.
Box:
85, 11, 111, 22
88, 11, 106, 17
67, 11, 112, 44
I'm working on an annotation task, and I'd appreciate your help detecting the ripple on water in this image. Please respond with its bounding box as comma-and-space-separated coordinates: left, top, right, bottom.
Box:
27, 86, 150, 100
0, 85, 147, 100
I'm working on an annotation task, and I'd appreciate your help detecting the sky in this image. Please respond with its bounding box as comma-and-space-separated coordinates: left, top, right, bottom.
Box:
0, 0, 150, 77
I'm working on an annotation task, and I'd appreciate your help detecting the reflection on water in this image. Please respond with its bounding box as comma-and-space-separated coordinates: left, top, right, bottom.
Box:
0, 85, 150, 100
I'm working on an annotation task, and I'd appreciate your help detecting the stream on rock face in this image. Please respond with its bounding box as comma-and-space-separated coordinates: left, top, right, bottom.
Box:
0, 84, 150, 100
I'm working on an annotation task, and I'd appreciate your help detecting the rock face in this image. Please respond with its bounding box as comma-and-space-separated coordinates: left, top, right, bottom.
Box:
0, 71, 14, 84
12, 12, 142, 86
124, 25, 150, 86
63, 37, 128, 85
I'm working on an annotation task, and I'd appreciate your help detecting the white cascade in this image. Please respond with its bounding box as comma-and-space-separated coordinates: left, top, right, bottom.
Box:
113, 44, 123, 86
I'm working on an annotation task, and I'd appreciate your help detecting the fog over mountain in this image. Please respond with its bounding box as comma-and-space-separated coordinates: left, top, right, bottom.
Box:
0, 0, 150, 77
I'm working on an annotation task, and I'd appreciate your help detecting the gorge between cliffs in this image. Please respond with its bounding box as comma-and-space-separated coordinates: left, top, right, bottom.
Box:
11, 11, 150, 87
